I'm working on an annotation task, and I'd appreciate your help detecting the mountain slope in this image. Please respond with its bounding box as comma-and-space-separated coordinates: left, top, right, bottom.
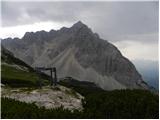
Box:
2, 21, 149, 90
1, 46, 49, 87
1, 46, 84, 111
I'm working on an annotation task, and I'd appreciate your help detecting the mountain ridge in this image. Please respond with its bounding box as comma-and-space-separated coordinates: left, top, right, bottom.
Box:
2, 21, 149, 90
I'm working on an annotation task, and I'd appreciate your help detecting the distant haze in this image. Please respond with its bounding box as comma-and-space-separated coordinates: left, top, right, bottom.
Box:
132, 60, 159, 89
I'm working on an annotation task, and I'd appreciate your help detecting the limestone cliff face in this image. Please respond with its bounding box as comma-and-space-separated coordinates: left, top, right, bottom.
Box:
2, 21, 149, 90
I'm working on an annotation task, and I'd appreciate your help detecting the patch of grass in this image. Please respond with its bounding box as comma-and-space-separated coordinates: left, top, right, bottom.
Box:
2, 65, 37, 81
65, 89, 79, 99
19, 87, 37, 93
1, 47, 33, 71
1, 65, 49, 87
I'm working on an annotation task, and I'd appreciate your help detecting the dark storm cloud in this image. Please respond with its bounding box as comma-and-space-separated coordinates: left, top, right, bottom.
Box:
2, 1, 158, 42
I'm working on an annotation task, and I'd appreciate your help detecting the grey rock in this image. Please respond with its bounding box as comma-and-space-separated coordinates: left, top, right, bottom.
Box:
2, 21, 150, 90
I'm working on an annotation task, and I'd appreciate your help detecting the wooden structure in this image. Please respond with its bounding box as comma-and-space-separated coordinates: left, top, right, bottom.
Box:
35, 67, 57, 88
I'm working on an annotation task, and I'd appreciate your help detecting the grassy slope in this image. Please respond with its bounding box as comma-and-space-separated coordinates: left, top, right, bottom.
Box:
1, 46, 49, 87
1, 65, 40, 87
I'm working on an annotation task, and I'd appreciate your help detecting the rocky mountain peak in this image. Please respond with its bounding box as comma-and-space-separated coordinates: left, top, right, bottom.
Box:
71, 21, 88, 30
70, 21, 94, 39
1, 21, 150, 91
23, 32, 34, 38
73, 21, 85, 27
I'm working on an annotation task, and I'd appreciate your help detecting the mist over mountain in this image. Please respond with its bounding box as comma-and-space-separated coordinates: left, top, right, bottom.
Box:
132, 60, 159, 90
2, 21, 150, 90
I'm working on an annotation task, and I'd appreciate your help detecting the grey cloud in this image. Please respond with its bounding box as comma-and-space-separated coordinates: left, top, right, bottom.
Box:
2, 1, 158, 43
80, 2, 158, 40
1, 2, 87, 26
112, 33, 159, 45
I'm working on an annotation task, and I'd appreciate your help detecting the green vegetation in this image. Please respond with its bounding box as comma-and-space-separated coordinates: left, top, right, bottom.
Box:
65, 89, 79, 99
1, 46, 50, 87
82, 89, 159, 119
59, 79, 104, 96
60, 80, 159, 118
1, 64, 49, 87
1, 46, 33, 71
1, 97, 82, 119
2, 65, 38, 86
2, 86, 159, 119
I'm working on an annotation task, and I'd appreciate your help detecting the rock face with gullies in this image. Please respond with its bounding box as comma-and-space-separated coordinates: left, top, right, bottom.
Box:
2, 21, 149, 90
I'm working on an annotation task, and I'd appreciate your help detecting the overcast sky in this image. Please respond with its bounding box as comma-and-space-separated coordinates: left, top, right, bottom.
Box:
1, 1, 159, 62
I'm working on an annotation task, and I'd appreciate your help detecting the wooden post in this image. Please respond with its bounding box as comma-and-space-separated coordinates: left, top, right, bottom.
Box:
50, 69, 53, 86
38, 73, 42, 89
53, 67, 57, 86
